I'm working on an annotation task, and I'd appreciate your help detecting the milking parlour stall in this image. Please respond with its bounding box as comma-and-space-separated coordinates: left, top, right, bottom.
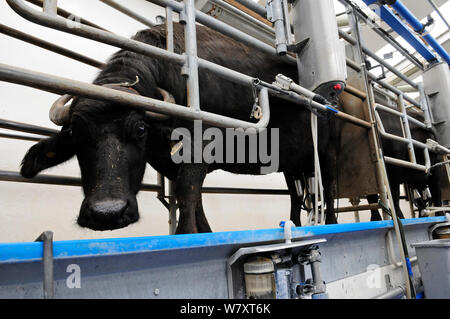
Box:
0, 0, 450, 310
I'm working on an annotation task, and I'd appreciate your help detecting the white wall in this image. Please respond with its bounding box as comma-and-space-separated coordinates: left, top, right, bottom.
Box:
0, 0, 409, 243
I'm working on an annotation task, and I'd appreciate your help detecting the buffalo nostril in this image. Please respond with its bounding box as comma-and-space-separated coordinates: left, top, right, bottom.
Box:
90, 199, 127, 219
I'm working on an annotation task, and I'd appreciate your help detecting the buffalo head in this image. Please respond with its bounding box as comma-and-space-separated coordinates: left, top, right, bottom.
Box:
20, 85, 174, 231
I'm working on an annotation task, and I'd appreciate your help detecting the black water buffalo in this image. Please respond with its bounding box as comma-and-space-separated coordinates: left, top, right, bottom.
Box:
367, 108, 442, 220
20, 23, 338, 233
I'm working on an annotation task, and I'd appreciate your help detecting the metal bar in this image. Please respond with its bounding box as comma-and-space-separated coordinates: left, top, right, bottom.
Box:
42, 0, 56, 15
427, 0, 450, 31
0, 118, 58, 136
336, 203, 380, 213
384, 156, 427, 172
24, 0, 110, 31
378, 130, 429, 150
165, 7, 174, 53
345, 84, 367, 100
0, 170, 161, 191
0, 170, 290, 195
389, 0, 450, 65
0, 63, 271, 130
375, 103, 427, 129
213, 0, 274, 35
0, 24, 105, 69
0, 132, 45, 142
232, 0, 267, 18
183, 0, 201, 110
398, 94, 417, 164
99, 0, 155, 28
35, 231, 54, 299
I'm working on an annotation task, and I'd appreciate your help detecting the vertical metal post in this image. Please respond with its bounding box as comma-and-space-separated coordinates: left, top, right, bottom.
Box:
183, 0, 201, 111
350, 197, 361, 223
165, 5, 177, 235
311, 113, 325, 225
398, 94, 416, 164
165, 6, 174, 53
43, 0, 57, 15
35, 231, 54, 299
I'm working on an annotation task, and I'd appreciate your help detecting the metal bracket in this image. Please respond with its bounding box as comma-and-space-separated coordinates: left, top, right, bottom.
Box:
35, 231, 54, 299
287, 38, 310, 55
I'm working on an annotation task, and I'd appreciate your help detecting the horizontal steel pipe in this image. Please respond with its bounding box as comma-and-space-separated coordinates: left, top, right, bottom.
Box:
0, 24, 105, 69
0, 63, 270, 129
375, 104, 427, 129
99, 0, 156, 28
0, 118, 58, 136
24, 0, 110, 32
336, 203, 380, 213
379, 130, 429, 150
0, 132, 45, 142
232, 0, 267, 18
0, 170, 161, 192
344, 84, 367, 100
0, 170, 290, 195
384, 156, 427, 172
212, 0, 274, 35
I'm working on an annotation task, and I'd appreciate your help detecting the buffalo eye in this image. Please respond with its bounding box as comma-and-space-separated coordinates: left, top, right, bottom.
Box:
135, 122, 147, 138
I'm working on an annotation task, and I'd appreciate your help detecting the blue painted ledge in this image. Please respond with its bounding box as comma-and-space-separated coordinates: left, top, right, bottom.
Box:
0, 217, 445, 263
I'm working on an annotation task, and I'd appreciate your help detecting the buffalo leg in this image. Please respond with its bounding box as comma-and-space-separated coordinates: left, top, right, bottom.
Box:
367, 194, 382, 221
429, 174, 443, 216
321, 153, 338, 225
175, 163, 208, 234
195, 196, 212, 232
390, 183, 405, 219
284, 173, 302, 226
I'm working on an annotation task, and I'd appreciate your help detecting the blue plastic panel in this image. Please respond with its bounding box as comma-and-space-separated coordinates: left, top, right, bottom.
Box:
0, 217, 445, 263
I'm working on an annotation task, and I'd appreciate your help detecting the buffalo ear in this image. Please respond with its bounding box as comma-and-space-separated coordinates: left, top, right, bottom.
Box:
21, 128, 75, 178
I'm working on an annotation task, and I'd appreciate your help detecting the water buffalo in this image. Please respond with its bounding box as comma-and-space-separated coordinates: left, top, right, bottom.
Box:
20, 23, 338, 233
